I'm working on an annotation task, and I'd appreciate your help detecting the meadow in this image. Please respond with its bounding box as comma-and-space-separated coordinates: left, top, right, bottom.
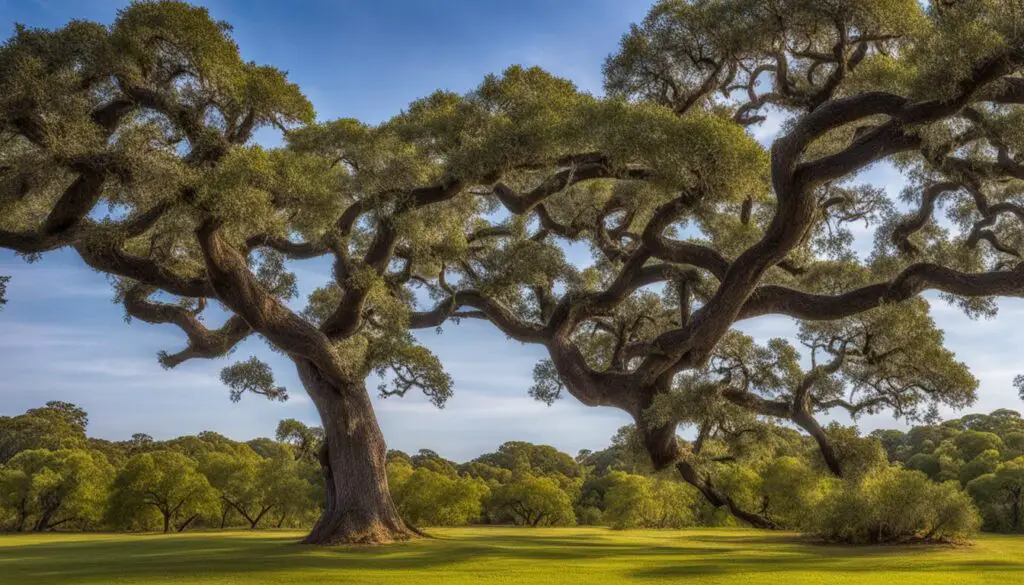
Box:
0, 527, 1021, 585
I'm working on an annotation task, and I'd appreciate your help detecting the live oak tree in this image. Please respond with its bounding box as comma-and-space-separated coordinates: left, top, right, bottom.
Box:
653, 299, 975, 481
0, 448, 113, 532
0, 1, 728, 544
488, 475, 576, 527
0, 402, 90, 464
107, 450, 219, 533
398, 0, 1024, 526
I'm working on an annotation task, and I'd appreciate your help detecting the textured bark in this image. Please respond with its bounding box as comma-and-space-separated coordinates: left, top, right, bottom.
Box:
792, 408, 843, 477
297, 359, 412, 545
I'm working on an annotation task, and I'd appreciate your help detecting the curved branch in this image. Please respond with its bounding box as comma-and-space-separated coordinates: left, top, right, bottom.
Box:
122, 285, 251, 368
739, 263, 1024, 321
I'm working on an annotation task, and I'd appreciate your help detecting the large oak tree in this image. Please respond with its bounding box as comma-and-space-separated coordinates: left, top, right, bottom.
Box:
0, 1, 750, 543
403, 0, 1024, 526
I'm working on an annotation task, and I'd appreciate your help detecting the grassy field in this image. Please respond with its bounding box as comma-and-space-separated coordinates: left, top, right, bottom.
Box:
0, 527, 1021, 584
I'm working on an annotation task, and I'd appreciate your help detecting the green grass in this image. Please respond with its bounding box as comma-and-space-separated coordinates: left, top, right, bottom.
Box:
0, 527, 1021, 584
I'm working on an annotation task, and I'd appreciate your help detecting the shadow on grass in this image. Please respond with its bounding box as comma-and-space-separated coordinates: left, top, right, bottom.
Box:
0, 529, 1021, 584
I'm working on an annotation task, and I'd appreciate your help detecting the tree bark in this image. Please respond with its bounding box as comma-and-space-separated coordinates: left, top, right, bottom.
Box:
162, 512, 171, 534
675, 460, 778, 529
792, 408, 843, 477
296, 359, 412, 545
640, 419, 778, 530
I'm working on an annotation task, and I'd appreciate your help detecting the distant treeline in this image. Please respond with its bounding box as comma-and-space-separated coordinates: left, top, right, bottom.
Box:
3, 402, 1024, 542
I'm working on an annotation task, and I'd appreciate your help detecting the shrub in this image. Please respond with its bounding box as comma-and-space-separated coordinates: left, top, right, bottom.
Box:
603, 472, 697, 529
809, 466, 980, 544
390, 467, 489, 527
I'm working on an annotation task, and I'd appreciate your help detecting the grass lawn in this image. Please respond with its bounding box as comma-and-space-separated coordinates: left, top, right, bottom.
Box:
0, 527, 1021, 584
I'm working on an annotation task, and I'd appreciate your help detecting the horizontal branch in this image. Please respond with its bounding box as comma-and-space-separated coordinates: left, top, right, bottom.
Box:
739, 263, 1024, 321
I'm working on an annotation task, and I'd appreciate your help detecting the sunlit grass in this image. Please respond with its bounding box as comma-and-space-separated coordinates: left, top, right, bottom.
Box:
0, 527, 1021, 584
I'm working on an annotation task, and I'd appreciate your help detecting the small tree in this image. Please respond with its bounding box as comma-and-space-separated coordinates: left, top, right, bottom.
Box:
604, 471, 697, 529
0, 402, 89, 463
390, 467, 489, 527
107, 450, 218, 533
812, 467, 979, 544
487, 476, 575, 527
0, 448, 112, 532
968, 457, 1024, 532
200, 447, 272, 529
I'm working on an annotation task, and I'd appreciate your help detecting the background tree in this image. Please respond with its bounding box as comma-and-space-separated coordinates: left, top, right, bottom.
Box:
0, 449, 112, 532
107, 450, 219, 533
200, 446, 272, 529
389, 467, 489, 527
0, 401, 89, 463
603, 470, 698, 529
487, 475, 576, 527
274, 419, 323, 463
968, 457, 1024, 532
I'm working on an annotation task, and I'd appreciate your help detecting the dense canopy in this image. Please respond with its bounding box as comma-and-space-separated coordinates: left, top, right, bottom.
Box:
5, 0, 1024, 540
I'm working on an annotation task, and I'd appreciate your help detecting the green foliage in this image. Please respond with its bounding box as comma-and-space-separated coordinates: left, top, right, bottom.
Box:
391, 467, 489, 527
759, 456, 829, 529
0, 402, 89, 464
0, 448, 112, 531
220, 357, 289, 403
811, 467, 979, 544
603, 471, 697, 529
274, 419, 323, 462
106, 450, 219, 533
487, 476, 576, 527
967, 457, 1024, 533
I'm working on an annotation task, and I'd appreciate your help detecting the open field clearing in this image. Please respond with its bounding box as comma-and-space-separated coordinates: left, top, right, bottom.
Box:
1, 527, 1022, 585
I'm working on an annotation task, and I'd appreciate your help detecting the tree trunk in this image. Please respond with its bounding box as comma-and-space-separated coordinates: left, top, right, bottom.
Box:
640, 419, 777, 530
793, 408, 843, 477
14, 507, 27, 533
676, 460, 778, 529
162, 511, 171, 534
250, 506, 272, 529
296, 359, 412, 545
1013, 487, 1022, 530
177, 514, 199, 533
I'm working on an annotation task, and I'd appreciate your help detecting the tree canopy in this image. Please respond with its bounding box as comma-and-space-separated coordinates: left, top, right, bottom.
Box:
6, 0, 1024, 537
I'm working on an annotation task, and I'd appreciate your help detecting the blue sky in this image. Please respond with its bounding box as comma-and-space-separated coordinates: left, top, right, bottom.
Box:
1, 0, 1022, 461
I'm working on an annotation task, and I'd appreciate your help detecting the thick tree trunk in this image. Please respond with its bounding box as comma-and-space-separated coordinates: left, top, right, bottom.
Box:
792, 408, 843, 477
296, 359, 412, 545
162, 512, 171, 534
